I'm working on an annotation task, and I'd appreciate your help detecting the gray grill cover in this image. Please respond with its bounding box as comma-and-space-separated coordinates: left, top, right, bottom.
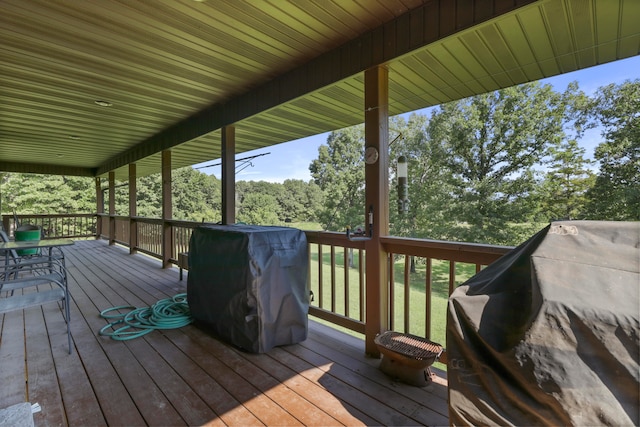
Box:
187, 224, 309, 353
447, 221, 639, 426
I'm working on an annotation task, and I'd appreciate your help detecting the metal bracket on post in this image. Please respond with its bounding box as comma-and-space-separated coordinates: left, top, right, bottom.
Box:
346, 205, 374, 241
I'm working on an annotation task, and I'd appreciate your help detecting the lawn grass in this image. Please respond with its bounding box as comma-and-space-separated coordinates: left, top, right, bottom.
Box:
308, 244, 479, 370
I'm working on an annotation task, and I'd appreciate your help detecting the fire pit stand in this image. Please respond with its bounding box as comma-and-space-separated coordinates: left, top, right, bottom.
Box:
374, 331, 444, 387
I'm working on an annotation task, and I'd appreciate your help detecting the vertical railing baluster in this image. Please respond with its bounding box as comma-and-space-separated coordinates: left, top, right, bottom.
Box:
308, 242, 312, 308
359, 248, 364, 322
389, 252, 395, 331
318, 244, 323, 309
449, 261, 456, 295
404, 255, 410, 334
344, 247, 349, 318
425, 257, 432, 340
330, 246, 336, 313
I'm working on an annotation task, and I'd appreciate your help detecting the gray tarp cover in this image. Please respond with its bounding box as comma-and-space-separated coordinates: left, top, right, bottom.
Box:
447, 221, 639, 426
187, 224, 309, 353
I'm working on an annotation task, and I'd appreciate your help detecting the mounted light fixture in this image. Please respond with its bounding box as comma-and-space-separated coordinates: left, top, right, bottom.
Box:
94, 100, 112, 107
397, 155, 409, 214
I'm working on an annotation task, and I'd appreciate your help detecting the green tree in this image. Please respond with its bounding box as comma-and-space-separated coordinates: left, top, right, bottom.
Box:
425, 82, 585, 245
584, 80, 640, 220
389, 114, 452, 240
235, 179, 324, 224
237, 192, 280, 225
172, 167, 221, 222
60, 176, 96, 212
237, 181, 285, 221
537, 140, 595, 221
1, 173, 95, 214
135, 174, 162, 218
281, 179, 324, 222
309, 125, 366, 231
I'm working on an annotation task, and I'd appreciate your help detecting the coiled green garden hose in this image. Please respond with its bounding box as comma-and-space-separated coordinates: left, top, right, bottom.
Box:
99, 293, 193, 341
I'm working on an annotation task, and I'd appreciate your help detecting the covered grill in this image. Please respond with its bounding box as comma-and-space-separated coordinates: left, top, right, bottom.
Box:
187, 224, 309, 353
447, 221, 639, 426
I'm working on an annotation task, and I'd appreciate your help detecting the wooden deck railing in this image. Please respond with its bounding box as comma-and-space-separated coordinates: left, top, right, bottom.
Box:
304, 232, 510, 344
380, 236, 510, 344
2, 213, 97, 239
7, 213, 511, 346
305, 231, 367, 334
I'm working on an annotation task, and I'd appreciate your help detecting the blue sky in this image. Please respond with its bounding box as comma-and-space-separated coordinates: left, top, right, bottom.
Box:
199, 55, 640, 183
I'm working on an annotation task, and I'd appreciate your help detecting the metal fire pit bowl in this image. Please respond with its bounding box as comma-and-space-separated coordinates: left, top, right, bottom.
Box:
374, 331, 444, 387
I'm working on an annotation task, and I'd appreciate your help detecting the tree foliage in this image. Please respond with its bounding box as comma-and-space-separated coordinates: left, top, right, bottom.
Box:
537, 140, 595, 221
389, 114, 451, 239
584, 80, 640, 220
172, 167, 221, 222
1, 168, 322, 227
416, 82, 587, 244
1, 174, 95, 214
309, 81, 634, 246
309, 125, 366, 231
232, 179, 324, 225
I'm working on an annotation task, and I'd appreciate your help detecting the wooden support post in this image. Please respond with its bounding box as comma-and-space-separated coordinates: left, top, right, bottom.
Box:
162, 150, 172, 268
364, 65, 390, 357
129, 163, 137, 254
108, 171, 115, 246
95, 177, 103, 239
221, 125, 236, 224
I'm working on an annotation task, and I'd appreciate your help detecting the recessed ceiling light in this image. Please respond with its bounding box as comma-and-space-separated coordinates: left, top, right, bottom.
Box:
94, 100, 112, 107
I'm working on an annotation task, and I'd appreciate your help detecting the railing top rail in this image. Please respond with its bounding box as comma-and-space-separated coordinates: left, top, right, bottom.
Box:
131, 217, 163, 225
3, 213, 96, 219
304, 230, 366, 250
165, 219, 217, 228
381, 236, 512, 264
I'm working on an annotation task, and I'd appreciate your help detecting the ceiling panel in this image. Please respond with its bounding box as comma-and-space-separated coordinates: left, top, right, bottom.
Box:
0, 0, 638, 179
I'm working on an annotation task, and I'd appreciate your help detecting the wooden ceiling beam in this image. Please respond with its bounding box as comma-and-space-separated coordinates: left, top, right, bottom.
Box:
0, 161, 95, 177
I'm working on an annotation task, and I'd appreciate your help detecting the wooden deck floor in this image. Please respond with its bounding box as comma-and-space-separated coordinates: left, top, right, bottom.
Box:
1, 239, 449, 426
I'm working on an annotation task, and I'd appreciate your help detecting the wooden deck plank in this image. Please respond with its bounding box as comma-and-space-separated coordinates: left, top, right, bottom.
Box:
34, 296, 106, 426
285, 341, 449, 426
162, 328, 302, 426
0, 239, 450, 426
70, 247, 276, 426
67, 245, 187, 426
124, 336, 220, 426
270, 345, 424, 426
244, 344, 378, 426
24, 299, 67, 427
303, 322, 450, 414
0, 309, 27, 407
63, 262, 145, 426
41, 300, 107, 427
174, 326, 348, 427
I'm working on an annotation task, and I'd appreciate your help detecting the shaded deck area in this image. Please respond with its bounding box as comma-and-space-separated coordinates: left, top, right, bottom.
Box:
1, 239, 448, 426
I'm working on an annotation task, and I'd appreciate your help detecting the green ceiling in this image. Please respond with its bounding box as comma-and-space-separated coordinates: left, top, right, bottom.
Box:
1, 0, 638, 179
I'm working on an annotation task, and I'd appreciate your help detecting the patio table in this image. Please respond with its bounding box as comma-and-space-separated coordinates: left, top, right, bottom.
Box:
0, 238, 74, 252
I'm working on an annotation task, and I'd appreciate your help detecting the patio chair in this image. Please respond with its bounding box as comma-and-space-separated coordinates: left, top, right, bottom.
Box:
0, 226, 72, 354
0, 261, 72, 354
0, 225, 67, 281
